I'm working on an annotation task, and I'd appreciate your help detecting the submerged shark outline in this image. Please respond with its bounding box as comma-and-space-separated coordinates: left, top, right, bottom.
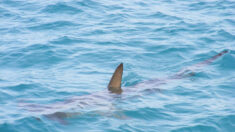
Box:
19, 50, 229, 124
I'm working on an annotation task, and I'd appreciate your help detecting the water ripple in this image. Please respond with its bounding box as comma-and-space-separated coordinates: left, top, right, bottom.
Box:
42, 2, 82, 14
28, 21, 77, 31
0, 0, 234, 131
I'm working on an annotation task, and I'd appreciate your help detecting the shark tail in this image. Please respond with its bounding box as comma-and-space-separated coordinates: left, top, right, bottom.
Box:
195, 50, 229, 66
173, 50, 229, 79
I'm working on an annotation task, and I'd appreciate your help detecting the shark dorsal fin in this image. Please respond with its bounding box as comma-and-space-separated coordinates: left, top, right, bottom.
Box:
108, 63, 123, 94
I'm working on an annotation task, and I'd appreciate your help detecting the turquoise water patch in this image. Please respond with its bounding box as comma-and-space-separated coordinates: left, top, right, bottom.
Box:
0, 0, 234, 131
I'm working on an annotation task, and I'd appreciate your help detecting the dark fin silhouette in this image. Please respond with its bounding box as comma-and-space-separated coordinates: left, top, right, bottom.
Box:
108, 63, 123, 94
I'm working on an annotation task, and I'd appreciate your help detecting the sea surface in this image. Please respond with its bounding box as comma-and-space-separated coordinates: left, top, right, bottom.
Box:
0, 0, 235, 132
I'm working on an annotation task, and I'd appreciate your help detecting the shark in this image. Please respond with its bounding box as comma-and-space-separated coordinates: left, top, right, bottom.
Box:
18, 50, 229, 124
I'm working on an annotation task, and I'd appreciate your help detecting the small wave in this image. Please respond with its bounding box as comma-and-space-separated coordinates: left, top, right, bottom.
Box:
215, 29, 235, 42
199, 37, 216, 43
50, 36, 86, 45
75, 0, 103, 8
41, 2, 82, 14
6, 83, 40, 92
172, 125, 218, 132
188, 1, 215, 11
225, 19, 235, 26
149, 11, 181, 21
124, 107, 171, 120
28, 21, 77, 31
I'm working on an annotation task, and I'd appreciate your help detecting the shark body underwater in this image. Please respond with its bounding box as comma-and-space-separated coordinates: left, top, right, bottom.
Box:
19, 50, 229, 124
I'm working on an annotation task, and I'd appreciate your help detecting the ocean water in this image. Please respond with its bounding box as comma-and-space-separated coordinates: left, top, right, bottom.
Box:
0, 0, 235, 131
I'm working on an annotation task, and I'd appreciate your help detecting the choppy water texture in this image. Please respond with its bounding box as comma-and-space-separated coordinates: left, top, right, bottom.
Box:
0, 0, 235, 131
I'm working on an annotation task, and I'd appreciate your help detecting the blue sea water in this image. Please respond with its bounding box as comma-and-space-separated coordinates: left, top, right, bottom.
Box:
0, 0, 235, 131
